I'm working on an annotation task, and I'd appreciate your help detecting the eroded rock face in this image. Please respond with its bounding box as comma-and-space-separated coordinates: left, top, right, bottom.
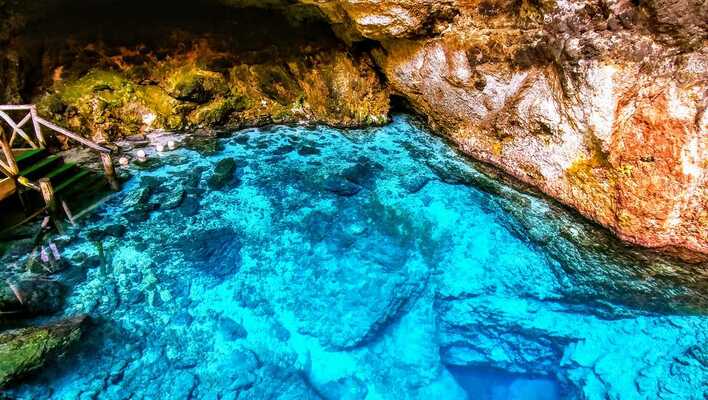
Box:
299, 0, 708, 255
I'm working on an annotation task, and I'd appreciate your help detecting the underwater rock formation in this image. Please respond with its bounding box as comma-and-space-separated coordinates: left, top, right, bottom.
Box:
0, 315, 86, 388
0, 279, 66, 317
1, 116, 704, 400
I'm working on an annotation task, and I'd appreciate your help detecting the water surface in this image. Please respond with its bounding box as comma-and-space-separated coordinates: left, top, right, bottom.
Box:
6, 115, 706, 399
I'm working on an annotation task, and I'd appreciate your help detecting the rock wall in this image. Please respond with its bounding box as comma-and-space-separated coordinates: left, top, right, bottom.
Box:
299, 0, 707, 256
0, 0, 705, 255
0, 2, 389, 143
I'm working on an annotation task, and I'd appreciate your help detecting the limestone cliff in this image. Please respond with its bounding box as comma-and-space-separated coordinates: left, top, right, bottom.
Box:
300, 0, 708, 255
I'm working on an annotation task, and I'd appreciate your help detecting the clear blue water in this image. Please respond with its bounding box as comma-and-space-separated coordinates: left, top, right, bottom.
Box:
5, 115, 706, 399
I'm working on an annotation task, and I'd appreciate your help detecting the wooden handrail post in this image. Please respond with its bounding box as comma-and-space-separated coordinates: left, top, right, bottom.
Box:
100, 152, 120, 191
30, 107, 46, 147
39, 178, 65, 234
38, 177, 59, 217
0, 127, 19, 175
39, 178, 56, 211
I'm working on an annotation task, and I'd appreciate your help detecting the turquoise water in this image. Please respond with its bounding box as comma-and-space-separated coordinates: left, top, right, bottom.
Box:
5, 115, 706, 399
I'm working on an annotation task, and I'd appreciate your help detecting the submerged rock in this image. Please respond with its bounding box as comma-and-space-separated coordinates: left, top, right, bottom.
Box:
173, 228, 242, 277
0, 316, 87, 388
154, 186, 186, 210
323, 175, 361, 197
86, 224, 127, 242
218, 317, 248, 341
178, 195, 202, 217
297, 145, 321, 156
183, 135, 225, 156
207, 158, 238, 190
0, 279, 66, 317
318, 376, 368, 400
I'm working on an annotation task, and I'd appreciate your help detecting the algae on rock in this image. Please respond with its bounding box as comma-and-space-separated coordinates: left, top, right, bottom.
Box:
0, 316, 86, 388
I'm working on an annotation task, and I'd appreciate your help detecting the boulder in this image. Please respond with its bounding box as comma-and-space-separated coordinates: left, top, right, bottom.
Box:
323, 175, 361, 197
207, 158, 238, 190
0, 315, 87, 388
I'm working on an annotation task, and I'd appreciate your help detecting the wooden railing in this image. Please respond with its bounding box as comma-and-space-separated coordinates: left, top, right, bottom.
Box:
0, 104, 117, 207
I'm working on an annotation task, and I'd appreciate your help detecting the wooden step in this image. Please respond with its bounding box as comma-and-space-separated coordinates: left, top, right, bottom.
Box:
61, 172, 102, 197
46, 163, 80, 185
19, 155, 63, 180
62, 174, 111, 209
55, 169, 92, 193
15, 148, 47, 169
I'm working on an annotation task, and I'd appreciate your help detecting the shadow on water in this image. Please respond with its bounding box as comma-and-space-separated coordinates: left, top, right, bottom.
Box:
447, 365, 561, 400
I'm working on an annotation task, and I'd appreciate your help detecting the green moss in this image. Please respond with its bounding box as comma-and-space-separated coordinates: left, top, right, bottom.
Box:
57, 70, 131, 104
189, 96, 249, 126
137, 85, 179, 118
165, 66, 228, 104
0, 319, 83, 387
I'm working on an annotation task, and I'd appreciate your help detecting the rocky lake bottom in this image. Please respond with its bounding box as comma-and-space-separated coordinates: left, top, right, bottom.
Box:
2, 115, 706, 399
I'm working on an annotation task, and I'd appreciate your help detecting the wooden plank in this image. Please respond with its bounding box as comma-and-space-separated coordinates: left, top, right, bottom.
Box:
0, 105, 34, 111
16, 111, 32, 128
0, 160, 12, 176
35, 117, 111, 153
9, 112, 31, 146
39, 178, 56, 209
0, 133, 18, 175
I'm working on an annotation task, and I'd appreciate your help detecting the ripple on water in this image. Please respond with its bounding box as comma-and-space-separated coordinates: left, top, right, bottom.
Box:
4, 115, 706, 400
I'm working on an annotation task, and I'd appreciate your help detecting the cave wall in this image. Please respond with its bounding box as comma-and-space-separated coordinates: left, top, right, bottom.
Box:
298, 0, 708, 255
0, 0, 389, 143
0, 0, 706, 255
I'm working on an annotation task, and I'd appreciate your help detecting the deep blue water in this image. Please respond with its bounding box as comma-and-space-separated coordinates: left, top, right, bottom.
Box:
5, 115, 706, 399
448, 366, 560, 400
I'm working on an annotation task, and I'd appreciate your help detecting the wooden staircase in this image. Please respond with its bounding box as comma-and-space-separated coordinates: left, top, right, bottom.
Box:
0, 105, 118, 233
16, 149, 110, 202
